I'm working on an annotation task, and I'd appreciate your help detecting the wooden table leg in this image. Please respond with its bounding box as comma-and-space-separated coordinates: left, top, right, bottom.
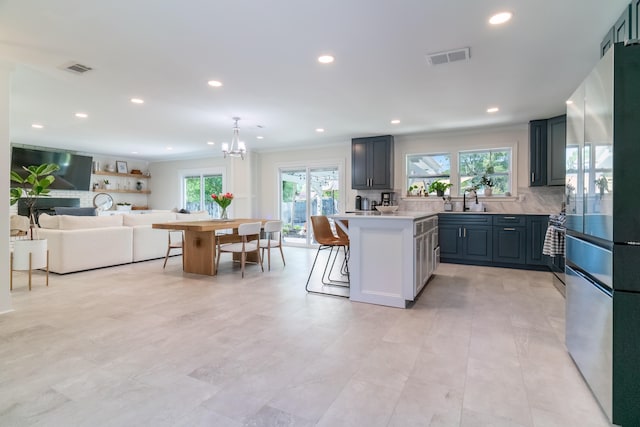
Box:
183, 230, 217, 275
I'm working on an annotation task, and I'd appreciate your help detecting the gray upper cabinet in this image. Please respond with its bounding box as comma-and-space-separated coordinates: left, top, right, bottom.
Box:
614, 4, 633, 43
351, 135, 394, 190
547, 115, 567, 186
529, 115, 566, 186
601, 26, 615, 58
634, 0, 640, 40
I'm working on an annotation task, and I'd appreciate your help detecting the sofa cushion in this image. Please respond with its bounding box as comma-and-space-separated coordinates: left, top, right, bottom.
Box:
58, 214, 124, 230
122, 212, 177, 226
176, 210, 210, 220
38, 213, 59, 229
54, 207, 97, 216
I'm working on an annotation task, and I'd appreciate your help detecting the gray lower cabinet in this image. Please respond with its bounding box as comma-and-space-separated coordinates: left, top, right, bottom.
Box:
438, 215, 492, 262
440, 214, 549, 269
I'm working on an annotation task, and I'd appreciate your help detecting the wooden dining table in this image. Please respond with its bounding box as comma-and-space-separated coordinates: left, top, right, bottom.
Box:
152, 218, 266, 276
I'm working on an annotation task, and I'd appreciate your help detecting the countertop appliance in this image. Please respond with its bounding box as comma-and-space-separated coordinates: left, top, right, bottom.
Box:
355, 195, 362, 211
381, 192, 393, 206
564, 42, 640, 426
361, 197, 369, 211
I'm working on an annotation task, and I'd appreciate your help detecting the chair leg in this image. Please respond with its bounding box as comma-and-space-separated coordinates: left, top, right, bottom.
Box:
305, 245, 349, 298
258, 248, 263, 272
279, 245, 286, 267
241, 251, 246, 278
323, 246, 349, 286
163, 246, 171, 268
28, 252, 32, 291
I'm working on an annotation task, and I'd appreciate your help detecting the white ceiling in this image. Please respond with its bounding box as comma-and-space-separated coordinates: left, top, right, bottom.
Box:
0, 0, 628, 160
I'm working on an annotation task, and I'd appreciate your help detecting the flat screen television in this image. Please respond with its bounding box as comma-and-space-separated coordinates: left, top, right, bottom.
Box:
11, 146, 93, 191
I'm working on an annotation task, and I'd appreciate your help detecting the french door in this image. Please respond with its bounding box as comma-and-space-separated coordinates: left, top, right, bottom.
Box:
279, 165, 342, 246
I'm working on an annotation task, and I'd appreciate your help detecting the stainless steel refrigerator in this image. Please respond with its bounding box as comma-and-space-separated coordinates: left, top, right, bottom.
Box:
565, 41, 640, 426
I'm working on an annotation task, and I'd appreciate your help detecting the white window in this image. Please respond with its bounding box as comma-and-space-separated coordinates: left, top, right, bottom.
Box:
458, 148, 511, 195
406, 153, 451, 195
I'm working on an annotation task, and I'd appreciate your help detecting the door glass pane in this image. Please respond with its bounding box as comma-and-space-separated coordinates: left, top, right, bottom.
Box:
203, 175, 223, 217
310, 167, 340, 243
184, 176, 201, 211
280, 169, 307, 245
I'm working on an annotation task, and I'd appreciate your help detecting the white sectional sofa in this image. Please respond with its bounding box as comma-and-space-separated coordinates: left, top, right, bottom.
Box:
36, 211, 209, 274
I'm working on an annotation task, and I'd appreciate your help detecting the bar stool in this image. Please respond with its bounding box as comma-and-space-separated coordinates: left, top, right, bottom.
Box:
305, 216, 349, 297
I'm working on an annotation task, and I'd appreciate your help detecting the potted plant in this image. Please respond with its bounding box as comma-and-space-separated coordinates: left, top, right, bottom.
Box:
408, 184, 419, 196
428, 180, 453, 197
480, 174, 495, 196
10, 163, 60, 238
103, 179, 111, 190
595, 175, 608, 197
10, 163, 59, 287
116, 202, 132, 211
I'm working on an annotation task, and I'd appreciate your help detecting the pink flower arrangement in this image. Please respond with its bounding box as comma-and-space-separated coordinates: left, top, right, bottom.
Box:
211, 192, 233, 209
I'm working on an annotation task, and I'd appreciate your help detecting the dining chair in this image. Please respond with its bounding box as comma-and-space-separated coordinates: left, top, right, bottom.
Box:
305, 216, 349, 296
259, 220, 285, 271
216, 221, 263, 278
163, 230, 183, 269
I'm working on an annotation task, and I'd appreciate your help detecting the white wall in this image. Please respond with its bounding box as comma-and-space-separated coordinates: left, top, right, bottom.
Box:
1, 61, 13, 313
394, 124, 529, 195
148, 152, 259, 218
148, 124, 563, 219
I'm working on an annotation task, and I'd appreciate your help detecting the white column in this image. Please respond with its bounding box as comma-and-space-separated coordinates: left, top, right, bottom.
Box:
0, 60, 13, 314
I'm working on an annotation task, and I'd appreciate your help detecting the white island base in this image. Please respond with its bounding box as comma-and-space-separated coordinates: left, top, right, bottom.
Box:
333, 212, 438, 308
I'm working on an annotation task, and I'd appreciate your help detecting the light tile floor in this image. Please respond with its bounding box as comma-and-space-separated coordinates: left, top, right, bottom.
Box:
1, 248, 612, 427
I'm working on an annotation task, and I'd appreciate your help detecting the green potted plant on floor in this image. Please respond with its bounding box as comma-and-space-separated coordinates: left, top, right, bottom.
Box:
10, 163, 60, 238
10, 163, 59, 289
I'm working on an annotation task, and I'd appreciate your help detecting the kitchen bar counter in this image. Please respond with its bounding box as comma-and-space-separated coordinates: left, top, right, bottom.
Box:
333, 212, 438, 308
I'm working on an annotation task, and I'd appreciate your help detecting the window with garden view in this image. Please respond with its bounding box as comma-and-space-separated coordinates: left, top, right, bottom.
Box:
183, 173, 223, 216
458, 149, 511, 195
406, 153, 451, 195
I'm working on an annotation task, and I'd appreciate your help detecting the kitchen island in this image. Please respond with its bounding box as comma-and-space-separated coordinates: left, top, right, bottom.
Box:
332, 212, 438, 308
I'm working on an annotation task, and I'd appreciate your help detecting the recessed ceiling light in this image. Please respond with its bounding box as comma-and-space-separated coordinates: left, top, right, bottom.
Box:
316, 128, 325, 133
208, 80, 223, 87
75, 112, 88, 118
131, 151, 138, 154
566, 100, 574, 105
489, 12, 512, 25
391, 119, 401, 124
31, 123, 43, 129
487, 107, 499, 113
130, 98, 144, 104
318, 55, 334, 64
166, 147, 173, 150
256, 136, 264, 140
207, 141, 215, 145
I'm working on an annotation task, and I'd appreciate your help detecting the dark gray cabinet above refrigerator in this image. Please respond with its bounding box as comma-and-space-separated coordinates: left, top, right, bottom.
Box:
529, 115, 566, 187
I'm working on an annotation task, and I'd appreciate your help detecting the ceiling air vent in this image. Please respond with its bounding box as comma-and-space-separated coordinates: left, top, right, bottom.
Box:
61, 62, 93, 74
426, 47, 470, 66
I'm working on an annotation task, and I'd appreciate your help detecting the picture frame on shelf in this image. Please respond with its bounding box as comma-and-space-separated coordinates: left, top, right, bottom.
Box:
116, 161, 128, 174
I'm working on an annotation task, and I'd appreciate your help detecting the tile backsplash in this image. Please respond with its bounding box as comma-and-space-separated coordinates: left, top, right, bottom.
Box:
396, 186, 564, 214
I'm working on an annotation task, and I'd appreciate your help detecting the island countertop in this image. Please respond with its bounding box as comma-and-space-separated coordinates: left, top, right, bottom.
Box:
333, 211, 436, 220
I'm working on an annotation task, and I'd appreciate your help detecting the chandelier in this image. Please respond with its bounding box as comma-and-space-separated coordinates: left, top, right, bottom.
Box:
221, 117, 246, 159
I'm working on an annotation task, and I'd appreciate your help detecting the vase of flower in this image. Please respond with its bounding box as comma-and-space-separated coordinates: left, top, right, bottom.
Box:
211, 192, 233, 219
